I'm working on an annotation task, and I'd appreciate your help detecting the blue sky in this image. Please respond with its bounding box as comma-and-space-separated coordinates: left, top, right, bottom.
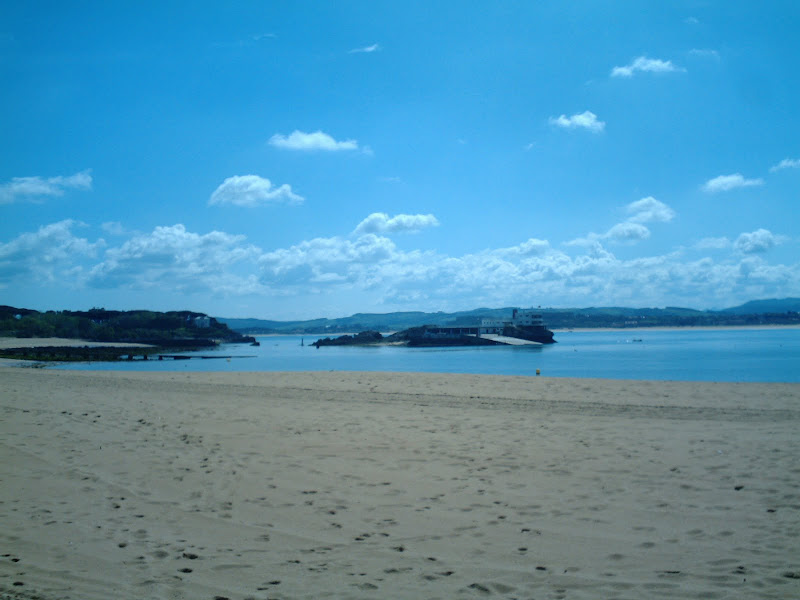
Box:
1, 1, 799, 319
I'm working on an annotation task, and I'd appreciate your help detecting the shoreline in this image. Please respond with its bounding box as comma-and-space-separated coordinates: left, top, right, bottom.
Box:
2, 368, 799, 599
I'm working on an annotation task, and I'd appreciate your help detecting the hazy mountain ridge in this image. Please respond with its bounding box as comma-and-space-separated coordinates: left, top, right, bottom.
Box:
218, 298, 800, 334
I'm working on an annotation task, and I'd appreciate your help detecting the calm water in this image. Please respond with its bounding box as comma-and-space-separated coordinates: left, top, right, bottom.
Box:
53, 328, 800, 382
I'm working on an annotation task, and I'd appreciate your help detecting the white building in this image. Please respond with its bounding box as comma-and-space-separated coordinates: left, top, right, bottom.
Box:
510, 309, 545, 327
477, 310, 545, 335
192, 316, 211, 328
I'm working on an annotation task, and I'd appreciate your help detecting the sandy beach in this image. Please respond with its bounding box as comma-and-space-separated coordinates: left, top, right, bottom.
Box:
1, 368, 798, 599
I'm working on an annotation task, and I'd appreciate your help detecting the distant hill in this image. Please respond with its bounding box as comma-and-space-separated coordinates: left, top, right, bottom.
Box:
218, 299, 800, 333
719, 298, 800, 315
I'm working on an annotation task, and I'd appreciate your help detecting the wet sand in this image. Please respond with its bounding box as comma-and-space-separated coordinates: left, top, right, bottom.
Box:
1, 368, 798, 599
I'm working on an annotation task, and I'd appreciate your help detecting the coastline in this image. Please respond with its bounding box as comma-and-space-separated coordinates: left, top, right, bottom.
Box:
2, 368, 798, 599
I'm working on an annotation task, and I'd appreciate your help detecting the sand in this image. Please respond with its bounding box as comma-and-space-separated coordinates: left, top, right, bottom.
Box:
1, 368, 798, 600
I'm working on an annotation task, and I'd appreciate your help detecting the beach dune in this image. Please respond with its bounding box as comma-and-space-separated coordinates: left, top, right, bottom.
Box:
1, 368, 798, 599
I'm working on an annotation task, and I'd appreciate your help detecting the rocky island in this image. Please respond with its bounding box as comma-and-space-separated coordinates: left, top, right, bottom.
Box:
312, 309, 556, 348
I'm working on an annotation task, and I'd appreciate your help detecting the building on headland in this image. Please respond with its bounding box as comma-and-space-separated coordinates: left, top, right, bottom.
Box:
192, 315, 211, 328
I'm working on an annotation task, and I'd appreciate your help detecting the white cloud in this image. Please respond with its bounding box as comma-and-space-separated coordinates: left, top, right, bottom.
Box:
0, 170, 92, 204
625, 196, 676, 223
4, 219, 799, 313
209, 175, 303, 207
567, 224, 651, 247
695, 237, 731, 250
770, 158, 800, 172
734, 229, 781, 254
348, 43, 380, 54
353, 213, 440, 235
549, 110, 605, 133
88, 224, 263, 294
493, 238, 550, 258
259, 234, 398, 286
269, 130, 359, 151
0, 220, 100, 283
611, 56, 684, 78
605, 222, 651, 243
701, 173, 765, 193
568, 198, 675, 247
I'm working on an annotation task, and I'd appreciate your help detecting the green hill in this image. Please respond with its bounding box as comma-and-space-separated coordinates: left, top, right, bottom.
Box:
0, 306, 251, 344
720, 298, 800, 314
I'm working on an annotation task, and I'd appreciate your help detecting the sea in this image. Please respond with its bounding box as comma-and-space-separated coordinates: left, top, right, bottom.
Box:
52, 327, 800, 383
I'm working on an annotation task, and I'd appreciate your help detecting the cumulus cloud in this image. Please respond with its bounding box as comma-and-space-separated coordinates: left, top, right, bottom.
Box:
0, 170, 92, 204
549, 111, 605, 133
251, 227, 799, 312
625, 197, 676, 223
604, 222, 651, 242
88, 224, 262, 294
734, 229, 781, 254
0, 220, 100, 283
4, 218, 799, 312
493, 238, 550, 258
611, 56, 684, 78
348, 43, 380, 54
269, 130, 359, 151
209, 175, 303, 207
770, 158, 800, 172
259, 234, 398, 286
568, 198, 675, 247
353, 213, 440, 235
701, 173, 765, 193
566, 223, 650, 247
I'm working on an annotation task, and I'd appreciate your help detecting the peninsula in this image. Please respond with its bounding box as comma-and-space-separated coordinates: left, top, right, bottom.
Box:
0, 306, 255, 362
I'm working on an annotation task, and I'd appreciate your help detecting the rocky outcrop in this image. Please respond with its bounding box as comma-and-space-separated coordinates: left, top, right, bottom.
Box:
311, 330, 384, 347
